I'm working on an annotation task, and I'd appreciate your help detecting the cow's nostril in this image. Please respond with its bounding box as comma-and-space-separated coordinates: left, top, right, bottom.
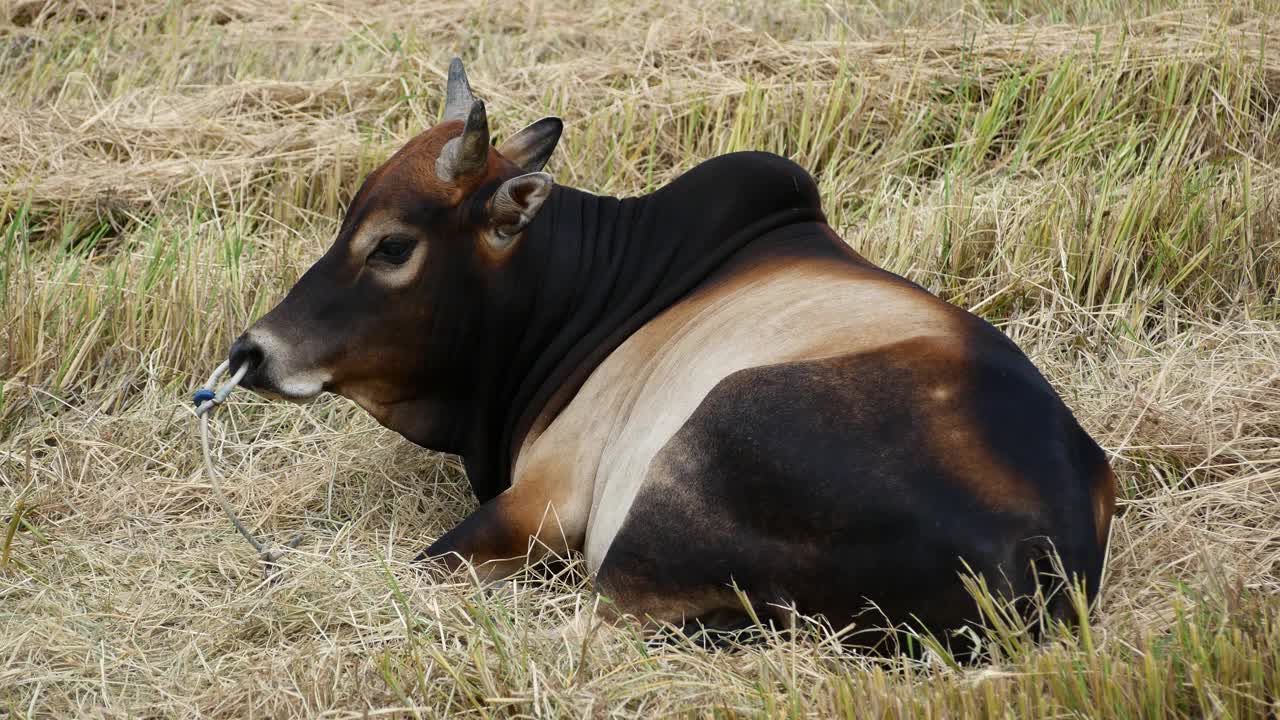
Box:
227, 336, 264, 379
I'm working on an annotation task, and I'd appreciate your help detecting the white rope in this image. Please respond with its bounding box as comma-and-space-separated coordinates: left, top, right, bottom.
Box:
193, 361, 302, 579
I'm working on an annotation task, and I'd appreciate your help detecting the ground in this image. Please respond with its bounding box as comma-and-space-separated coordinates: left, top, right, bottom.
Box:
1, 0, 1279, 717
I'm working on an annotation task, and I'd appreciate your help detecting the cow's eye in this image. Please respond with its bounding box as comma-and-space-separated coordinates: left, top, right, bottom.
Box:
370, 236, 414, 265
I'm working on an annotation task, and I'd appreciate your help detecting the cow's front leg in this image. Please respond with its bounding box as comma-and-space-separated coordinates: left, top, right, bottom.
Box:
416, 474, 583, 582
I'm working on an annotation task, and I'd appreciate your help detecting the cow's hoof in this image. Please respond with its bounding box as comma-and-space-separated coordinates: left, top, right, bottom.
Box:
410, 549, 466, 581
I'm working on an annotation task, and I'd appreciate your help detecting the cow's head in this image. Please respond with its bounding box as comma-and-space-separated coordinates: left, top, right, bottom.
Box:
227, 58, 562, 451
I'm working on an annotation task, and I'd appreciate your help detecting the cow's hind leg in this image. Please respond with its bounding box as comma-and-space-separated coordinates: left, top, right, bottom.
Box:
593, 344, 1074, 652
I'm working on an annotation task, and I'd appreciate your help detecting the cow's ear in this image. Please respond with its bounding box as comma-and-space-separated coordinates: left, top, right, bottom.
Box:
485, 172, 553, 251
497, 117, 562, 173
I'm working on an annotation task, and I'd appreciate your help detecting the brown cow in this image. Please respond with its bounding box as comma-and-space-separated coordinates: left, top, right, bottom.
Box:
229, 59, 1115, 649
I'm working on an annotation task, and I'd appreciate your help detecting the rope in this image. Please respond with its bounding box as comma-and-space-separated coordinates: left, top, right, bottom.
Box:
193, 361, 303, 579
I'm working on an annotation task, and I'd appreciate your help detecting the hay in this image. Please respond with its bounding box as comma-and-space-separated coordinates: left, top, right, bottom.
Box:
2, 0, 1279, 716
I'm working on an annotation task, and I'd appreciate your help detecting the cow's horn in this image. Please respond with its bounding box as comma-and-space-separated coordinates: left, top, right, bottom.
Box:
442, 57, 475, 123
436, 100, 490, 181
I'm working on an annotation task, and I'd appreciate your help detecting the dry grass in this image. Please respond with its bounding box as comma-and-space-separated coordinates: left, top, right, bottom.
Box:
2, 0, 1280, 717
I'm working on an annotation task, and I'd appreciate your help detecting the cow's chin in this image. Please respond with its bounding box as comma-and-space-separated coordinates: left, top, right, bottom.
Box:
251, 386, 323, 404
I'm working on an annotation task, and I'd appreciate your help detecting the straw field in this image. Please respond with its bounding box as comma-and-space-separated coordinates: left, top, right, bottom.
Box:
2, 0, 1279, 716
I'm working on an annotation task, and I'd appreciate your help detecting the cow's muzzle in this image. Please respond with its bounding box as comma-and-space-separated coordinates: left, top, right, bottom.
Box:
226, 330, 329, 401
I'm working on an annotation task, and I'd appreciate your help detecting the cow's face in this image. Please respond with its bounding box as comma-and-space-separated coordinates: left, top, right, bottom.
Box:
227, 59, 562, 448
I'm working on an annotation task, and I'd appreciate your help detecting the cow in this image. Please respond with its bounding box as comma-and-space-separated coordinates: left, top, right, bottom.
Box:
228, 58, 1115, 649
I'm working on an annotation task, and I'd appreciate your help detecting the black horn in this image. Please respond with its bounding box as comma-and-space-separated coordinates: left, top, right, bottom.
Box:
442, 57, 475, 123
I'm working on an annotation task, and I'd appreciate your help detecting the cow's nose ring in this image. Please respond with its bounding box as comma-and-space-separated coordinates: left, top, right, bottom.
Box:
227, 336, 264, 376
